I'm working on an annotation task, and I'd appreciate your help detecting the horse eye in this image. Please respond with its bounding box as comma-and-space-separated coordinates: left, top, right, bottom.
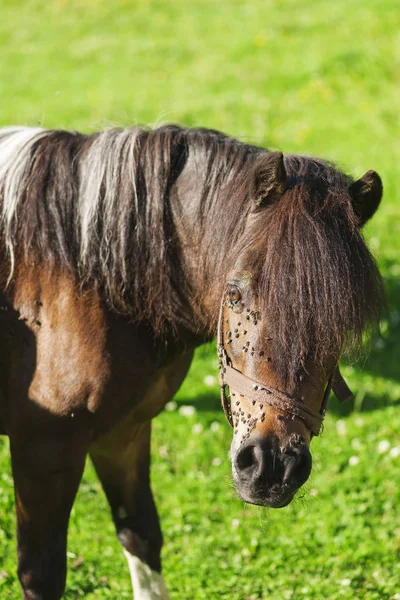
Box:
227, 285, 241, 305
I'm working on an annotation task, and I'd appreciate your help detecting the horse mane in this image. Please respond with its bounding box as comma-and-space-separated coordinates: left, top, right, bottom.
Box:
0, 125, 261, 331
0, 125, 384, 366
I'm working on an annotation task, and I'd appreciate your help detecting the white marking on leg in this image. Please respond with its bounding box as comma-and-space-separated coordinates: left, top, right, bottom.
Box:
123, 549, 171, 600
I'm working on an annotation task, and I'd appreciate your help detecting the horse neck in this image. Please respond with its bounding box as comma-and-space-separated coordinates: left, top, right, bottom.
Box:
170, 147, 253, 338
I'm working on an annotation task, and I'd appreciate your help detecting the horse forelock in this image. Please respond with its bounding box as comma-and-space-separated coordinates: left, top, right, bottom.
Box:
241, 155, 385, 384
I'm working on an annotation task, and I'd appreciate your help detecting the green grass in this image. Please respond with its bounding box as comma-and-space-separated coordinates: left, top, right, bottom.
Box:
0, 0, 399, 598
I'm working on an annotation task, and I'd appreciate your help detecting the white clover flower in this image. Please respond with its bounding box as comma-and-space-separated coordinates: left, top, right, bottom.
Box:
389, 446, 400, 458
179, 405, 196, 417
204, 375, 216, 387
159, 445, 169, 458
192, 423, 203, 434
349, 456, 360, 466
377, 440, 390, 454
165, 400, 177, 412
336, 420, 347, 436
340, 578, 351, 586
210, 421, 220, 432
369, 237, 380, 250
232, 519, 240, 528
212, 457, 222, 466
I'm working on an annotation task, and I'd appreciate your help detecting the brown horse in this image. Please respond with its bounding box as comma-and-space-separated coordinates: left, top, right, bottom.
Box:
0, 125, 384, 599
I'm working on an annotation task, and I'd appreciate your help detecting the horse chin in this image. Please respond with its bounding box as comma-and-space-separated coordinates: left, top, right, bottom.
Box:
234, 483, 297, 508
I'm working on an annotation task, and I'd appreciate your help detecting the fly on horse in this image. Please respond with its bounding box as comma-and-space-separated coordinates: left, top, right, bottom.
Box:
0, 125, 384, 599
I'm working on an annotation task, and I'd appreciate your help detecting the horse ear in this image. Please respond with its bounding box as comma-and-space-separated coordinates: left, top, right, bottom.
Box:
349, 170, 383, 226
252, 152, 288, 210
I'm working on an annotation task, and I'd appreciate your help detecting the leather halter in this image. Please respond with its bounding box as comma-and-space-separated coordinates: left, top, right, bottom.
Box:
217, 294, 353, 436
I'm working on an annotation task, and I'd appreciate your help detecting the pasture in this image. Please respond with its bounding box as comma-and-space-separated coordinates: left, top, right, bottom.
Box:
0, 0, 399, 598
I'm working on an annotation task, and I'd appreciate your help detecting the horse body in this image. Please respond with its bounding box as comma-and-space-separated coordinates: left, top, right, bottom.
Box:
0, 125, 383, 599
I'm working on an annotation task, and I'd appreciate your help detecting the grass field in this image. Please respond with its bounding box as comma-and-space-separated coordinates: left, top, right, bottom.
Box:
0, 0, 399, 598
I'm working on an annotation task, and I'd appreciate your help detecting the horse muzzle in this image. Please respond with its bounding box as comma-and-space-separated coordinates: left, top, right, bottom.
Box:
231, 434, 312, 507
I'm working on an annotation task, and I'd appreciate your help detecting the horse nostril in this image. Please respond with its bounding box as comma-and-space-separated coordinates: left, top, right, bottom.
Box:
235, 444, 257, 471
282, 446, 312, 486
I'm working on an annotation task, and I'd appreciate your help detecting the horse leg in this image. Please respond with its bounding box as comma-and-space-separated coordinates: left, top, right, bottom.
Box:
10, 435, 87, 600
90, 349, 193, 599
91, 420, 169, 600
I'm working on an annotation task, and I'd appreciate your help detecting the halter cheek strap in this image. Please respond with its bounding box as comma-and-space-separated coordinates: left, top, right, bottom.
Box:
217, 296, 353, 436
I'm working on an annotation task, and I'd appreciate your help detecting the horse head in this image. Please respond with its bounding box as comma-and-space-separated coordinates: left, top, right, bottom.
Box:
218, 152, 383, 507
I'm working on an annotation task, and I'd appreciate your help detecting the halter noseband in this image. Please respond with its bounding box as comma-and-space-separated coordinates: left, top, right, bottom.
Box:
217, 294, 353, 436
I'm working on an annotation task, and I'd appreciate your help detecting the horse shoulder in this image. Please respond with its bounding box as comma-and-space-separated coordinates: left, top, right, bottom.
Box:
0, 267, 164, 439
